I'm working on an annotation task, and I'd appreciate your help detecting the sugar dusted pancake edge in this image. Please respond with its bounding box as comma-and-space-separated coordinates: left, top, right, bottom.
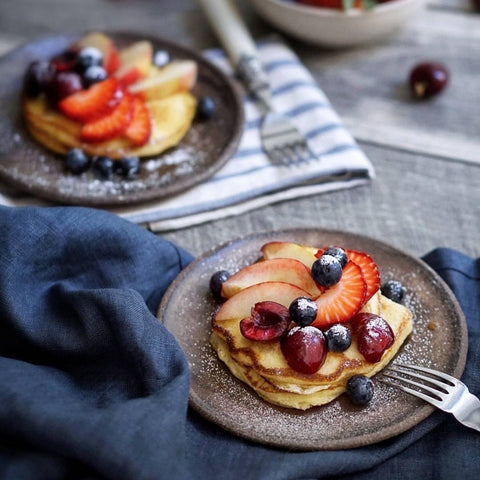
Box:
211, 294, 413, 410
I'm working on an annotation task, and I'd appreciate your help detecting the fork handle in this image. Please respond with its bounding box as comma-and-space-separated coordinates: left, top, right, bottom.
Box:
197, 0, 272, 107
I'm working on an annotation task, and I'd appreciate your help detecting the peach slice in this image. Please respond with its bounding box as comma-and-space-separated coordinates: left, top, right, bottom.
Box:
221, 258, 321, 299
215, 282, 313, 323
115, 41, 153, 87
128, 60, 197, 101
75, 32, 120, 74
260, 242, 319, 269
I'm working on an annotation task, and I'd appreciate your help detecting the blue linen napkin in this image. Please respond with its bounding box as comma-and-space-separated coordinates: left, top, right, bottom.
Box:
0, 206, 478, 480
0, 38, 374, 231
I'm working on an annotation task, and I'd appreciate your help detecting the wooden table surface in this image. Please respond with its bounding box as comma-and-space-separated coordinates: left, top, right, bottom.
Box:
0, 0, 478, 259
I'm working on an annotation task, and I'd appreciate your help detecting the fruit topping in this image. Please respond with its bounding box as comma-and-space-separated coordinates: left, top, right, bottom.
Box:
196, 96, 216, 120
240, 301, 290, 342
345, 249, 380, 303
209, 270, 231, 300
289, 297, 318, 327
281, 326, 327, 374
58, 76, 119, 122
346, 375, 374, 405
76, 47, 103, 73
311, 254, 343, 288
352, 312, 394, 363
409, 62, 449, 99
65, 148, 90, 174
83, 65, 108, 87
124, 96, 152, 146
23, 61, 56, 98
381, 280, 405, 303
324, 323, 352, 352
93, 155, 114, 180
80, 91, 133, 143
154, 50, 171, 68
116, 155, 141, 179
313, 261, 366, 328
46, 71, 83, 104
51, 49, 78, 72
322, 246, 347, 268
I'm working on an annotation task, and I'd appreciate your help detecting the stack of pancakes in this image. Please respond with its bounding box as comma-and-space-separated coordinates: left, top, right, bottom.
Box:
211, 266, 413, 411
22, 92, 196, 159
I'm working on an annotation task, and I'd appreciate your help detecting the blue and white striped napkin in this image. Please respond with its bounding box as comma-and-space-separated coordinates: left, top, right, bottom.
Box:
0, 37, 374, 230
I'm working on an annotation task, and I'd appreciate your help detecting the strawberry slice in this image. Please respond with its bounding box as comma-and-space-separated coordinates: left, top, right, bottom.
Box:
346, 249, 380, 304
80, 91, 133, 143
316, 247, 380, 305
313, 261, 366, 328
58, 77, 119, 122
124, 97, 151, 146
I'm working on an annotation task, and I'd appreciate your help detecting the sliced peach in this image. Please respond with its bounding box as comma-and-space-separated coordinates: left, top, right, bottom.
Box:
75, 32, 120, 74
260, 242, 319, 269
128, 60, 197, 101
115, 41, 153, 87
214, 282, 312, 323
221, 258, 321, 299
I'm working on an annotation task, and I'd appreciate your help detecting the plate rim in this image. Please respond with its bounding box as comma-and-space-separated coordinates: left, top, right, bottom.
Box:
157, 228, 468, 450
0, 30, 244, 206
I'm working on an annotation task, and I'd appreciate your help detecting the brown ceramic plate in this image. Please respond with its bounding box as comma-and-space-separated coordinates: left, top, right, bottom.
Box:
157, 229, 467, 450
0, 32, 243, 206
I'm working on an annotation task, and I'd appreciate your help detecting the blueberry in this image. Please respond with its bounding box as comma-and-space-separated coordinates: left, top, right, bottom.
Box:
76, 47, 103, 72
153, 50, 171, 68
209, 270, 230, 300
83, 65, 107, 87
289, 297, 318, 327
322, 247, 347, 268
65, 148, 90, 174
116, 156, 140, 179
93, 156, 114, 180
381, 280, 405, 303
196, 96, 216, 120
325, 323, 351, 352
346, 375, 374, 406
311, 255, 342, 287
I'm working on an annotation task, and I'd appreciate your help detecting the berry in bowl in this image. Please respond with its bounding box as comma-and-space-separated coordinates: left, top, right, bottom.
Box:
249, 0, 426, 48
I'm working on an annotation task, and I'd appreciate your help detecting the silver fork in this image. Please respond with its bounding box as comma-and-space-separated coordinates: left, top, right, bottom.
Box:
198, 0, 319, 166
381, 364, 480, 432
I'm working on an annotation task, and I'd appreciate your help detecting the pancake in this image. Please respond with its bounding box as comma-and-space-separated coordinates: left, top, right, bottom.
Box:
211, 292, 412, 410
22, 91, 197, 159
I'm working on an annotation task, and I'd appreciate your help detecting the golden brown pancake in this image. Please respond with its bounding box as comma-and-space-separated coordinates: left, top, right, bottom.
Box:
22, 92, 196, 159
211, 284, 413, 410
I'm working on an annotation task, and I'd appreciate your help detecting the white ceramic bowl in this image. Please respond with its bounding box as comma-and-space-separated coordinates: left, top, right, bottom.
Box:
250, 0, 425, 48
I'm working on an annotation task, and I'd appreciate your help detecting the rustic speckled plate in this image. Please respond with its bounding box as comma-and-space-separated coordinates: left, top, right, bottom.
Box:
0, 32, 244, 206
157, 229, 467, 450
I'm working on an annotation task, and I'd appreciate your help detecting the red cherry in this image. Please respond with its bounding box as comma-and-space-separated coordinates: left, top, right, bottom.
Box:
239, 301, 290, 342
281, 326, 327, 374
351, 313, 394, 363
409, 62, 449, 99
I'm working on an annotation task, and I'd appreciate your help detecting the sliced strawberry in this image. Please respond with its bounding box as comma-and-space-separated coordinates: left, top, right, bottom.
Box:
124, 97, 151, 146
312, 261, 366, 328
346, 249, 380, 304
80, 92, 133, 143
58, 77, 119, 122
316, 247, 380, 305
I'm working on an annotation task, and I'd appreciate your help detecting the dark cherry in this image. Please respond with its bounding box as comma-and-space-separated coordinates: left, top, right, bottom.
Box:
409, 62, 449, 99
280, 326, 326, 374
45, 71, 83, 104
351, 313, 394, 363
23, 61, 56, 98
240, 301, 290, 342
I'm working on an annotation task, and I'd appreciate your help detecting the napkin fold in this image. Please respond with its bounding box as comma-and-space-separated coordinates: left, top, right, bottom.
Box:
1, 206, 478, 480
0, 38, 374, 230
